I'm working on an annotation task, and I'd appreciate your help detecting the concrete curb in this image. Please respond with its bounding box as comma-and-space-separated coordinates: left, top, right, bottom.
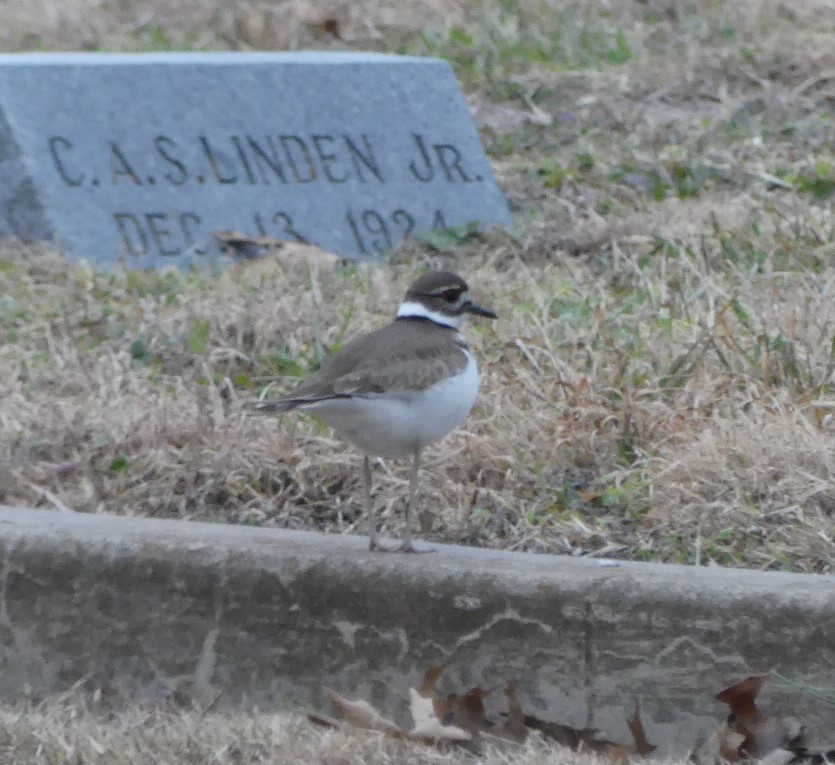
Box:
0, 505, 832, 754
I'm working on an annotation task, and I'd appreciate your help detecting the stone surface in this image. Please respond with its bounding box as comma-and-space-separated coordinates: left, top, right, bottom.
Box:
0, 505, 833, 755
0, 52, 511, 268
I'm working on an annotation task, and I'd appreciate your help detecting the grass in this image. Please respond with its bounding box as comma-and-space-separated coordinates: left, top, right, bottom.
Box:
0, 701, 646, 765
2, 221, 833, 572
0, 0, 833, 576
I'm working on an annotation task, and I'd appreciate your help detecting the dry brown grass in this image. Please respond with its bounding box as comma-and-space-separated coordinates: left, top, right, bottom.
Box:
0, 700, 645, 765
2, 227, 834, 571
0, 0, 469, 52
1, 0, 834, 575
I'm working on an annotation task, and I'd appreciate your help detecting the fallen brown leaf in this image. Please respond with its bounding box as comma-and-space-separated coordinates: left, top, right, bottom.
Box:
416, 665, 491, 734
212, 229, 286, 250
717, 726, 747, 762
408, 688, 472, 743
417, 664, 456, 721
448, 686, 491, 733
418, 665, 445, 697
608, 743, 631, 765
502, 682, 527, 742
523, 714, 614, 753
308, 713, 340, 729
626, 700, 655, 756
714, 675, 812, 761
690, 722, 746, 764
325, 688, 405, 737
307, 15, 342, 39
716, 674, 769, 724
274, 242, 342, 272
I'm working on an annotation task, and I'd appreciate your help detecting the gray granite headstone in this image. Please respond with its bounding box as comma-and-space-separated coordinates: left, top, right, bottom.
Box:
0, 51, 511, 267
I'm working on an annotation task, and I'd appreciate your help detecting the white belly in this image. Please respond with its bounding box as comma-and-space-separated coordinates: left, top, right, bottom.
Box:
304, 352, 480, 457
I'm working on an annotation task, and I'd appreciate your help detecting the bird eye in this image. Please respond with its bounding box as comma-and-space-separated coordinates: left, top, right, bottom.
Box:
440, 288, 461, 302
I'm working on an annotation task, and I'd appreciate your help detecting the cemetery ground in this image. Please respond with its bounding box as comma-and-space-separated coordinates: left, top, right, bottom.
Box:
1, 0, 834, 762
0, 702, 656, 765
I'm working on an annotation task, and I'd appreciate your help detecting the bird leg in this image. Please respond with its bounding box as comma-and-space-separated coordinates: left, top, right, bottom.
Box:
366, 450, 432, 553
363, 455, 381, 551
398, 447, 427, 553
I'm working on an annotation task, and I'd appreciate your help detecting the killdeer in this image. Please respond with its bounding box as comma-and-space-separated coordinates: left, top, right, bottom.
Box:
256, 270, 497, 552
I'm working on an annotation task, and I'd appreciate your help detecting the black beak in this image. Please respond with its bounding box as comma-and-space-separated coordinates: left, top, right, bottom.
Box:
466, 302, 498, 319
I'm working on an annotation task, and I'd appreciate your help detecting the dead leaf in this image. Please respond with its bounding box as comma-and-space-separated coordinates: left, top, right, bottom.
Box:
690, 723, 745, 764
417, 664, 457, 722
211, 230, 283, 260
212, 231, 343, 273
716, 674, 769, 724
325, 688, 405, 737
715, 675, 807, 760
408, 688, 472, 743
212, 229, 285, 248
308, 713, 340, 729
608, 743, 631, 765
303, 6, 344, 41
523, 715, 613, 752
315, 17, 342, 40
626, 700, 655, 756
448, 686, 491, 733
502, 682, 527, 742
416, 665, 490, 733
274, 242, 341, 272
718, 727, 747, 761
418, 665, 445, 699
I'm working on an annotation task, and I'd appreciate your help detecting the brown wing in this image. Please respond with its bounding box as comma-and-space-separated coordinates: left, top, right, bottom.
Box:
281, 320, 468, 404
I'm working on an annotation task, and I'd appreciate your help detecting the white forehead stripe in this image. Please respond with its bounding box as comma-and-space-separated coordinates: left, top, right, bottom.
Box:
397, 300, 461, 329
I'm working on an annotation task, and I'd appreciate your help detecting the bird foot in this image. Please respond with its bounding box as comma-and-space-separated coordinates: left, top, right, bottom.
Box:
368, 537, 435, 554
396, 540, 435, 554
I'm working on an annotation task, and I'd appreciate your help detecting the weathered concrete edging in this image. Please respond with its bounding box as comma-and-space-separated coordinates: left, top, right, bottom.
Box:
0, 505, 832, 754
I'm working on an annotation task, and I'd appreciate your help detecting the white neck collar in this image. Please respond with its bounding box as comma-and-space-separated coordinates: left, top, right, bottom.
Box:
396, 300, 461, 329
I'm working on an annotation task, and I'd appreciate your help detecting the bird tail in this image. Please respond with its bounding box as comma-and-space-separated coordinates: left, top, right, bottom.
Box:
251, 398, 298, 414
251, 394, 349, 414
